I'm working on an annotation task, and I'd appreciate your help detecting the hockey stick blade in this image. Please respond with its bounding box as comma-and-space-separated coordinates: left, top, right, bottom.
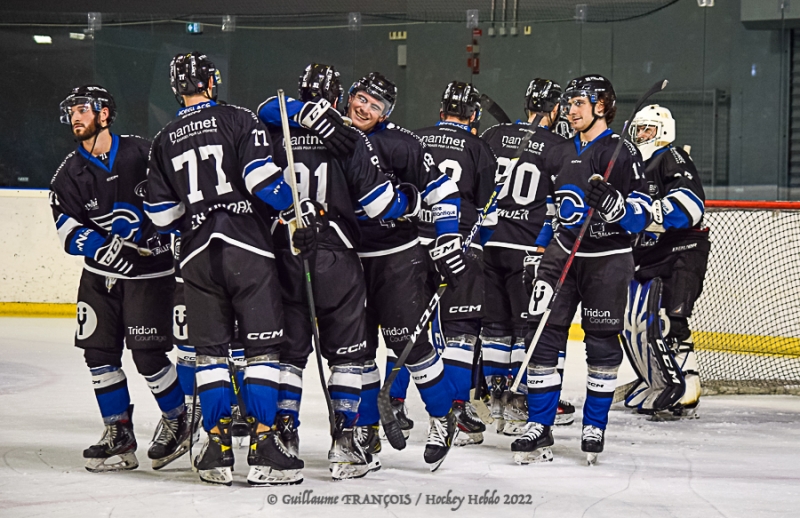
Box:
479, 93, 511, 124
510, 80, 668, 393
612, 380, 638, 404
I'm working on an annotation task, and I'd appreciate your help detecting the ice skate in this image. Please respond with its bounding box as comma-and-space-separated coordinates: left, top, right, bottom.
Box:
186, 397, 202, 444
84, 405, 138, 473
452, 400, 485, 446
231, 405, 249, 448
489, 376, 506, 433
329, 413, 372, 480
510, 422, 554, 465
502, 393, 528, 436
247, 419, 304, 486
582, 425, 604, 465
148, 407, 193, 470
424, 411, 458, 472
555, 399, 576, 426
195, 417, 234, 486
355, 424, 382, 472
390, 397, 414, 439
276, 413, 300, 457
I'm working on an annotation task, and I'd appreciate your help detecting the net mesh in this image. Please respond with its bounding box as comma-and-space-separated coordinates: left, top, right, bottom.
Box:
693, 203, 800, 394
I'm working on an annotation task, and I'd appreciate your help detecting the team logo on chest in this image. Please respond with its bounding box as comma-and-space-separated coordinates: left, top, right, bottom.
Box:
555, 184, 588, 227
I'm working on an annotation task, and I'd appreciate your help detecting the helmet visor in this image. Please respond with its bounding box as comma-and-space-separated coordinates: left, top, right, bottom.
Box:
59, 96, 97, 125
558, 91, 593, 118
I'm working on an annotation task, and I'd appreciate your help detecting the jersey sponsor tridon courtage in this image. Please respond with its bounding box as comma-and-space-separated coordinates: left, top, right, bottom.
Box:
145, 101, 284, 267
480, 122, 565, 251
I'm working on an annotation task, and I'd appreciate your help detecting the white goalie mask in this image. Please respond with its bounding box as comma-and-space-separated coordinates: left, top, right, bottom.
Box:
629, 104, 675, 161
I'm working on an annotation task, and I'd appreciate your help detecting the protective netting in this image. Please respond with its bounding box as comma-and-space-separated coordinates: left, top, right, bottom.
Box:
693, 203, 800, 394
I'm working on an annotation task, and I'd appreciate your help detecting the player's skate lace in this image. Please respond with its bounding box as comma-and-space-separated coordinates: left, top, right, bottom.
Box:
582, 425, 603, 442
427, 415, 449, 448
95, 424, 118, 449
519, 421, 546, 440
151, 417, 178, 447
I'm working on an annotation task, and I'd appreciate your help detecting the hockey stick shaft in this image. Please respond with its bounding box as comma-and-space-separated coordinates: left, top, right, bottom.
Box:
479, 93, 512, 124
277, 90, 336, 437
379, 115, 543, 450
510, 79, 668, 392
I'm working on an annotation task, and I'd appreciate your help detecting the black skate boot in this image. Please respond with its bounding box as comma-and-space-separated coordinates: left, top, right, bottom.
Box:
84, 404, 138, 473
276, 413, 300, 458
231, 404, 249, 447
247, 418, 304, 486
390, 397, 414, 439
329, 412, 372, 480
582, 425, 605, 465
511, 422, 554, 465
424, 411, 458, 472
195, 417, 234, 486
148, 407, 192, 469
186, 397, 202, 444
452, 400, 485, 446
355, 424, 382, 473
555, 399, 576, 426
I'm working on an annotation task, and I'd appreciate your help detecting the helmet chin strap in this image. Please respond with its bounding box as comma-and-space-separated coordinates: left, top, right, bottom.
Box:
580, 104, 604, 135
82, 111, 109, 157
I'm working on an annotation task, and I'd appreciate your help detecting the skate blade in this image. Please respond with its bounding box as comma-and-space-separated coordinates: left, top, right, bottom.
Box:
502, 421, 527, 436
495, 418, 506, 434
234, 436, 250, 448
151, 440, 191, 470
454, 432, 484, 447
367, 456, 382, 473
586, 452, 598, 466
199, 466, 233, 486
513, 447, 553, 465
330, 462, 370, 480
554, 414, 575, 426
85, 452, 139, 473
247, 466, 303, 486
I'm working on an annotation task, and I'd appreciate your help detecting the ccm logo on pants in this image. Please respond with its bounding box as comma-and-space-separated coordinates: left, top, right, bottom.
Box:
246, 330, 284, 340
449, 305, 481, 314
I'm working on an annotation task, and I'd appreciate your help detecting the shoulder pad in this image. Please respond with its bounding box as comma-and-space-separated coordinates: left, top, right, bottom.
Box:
51, 151, 77, 185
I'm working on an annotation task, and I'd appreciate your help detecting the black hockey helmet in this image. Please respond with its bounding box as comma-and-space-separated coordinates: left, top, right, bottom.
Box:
169, 51, 221, 106
561, 74, 617, 124
440, 81, 481, 122
298, 63, 343, 106
59, 84, 116, 125
524, 78, 562, 115
348, 72, 397, 117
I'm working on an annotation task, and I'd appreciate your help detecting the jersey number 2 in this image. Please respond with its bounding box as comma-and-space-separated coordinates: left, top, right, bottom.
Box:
171, 145, 232, 204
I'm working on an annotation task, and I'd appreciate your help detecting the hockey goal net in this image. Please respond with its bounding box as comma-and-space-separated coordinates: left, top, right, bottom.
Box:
693, 201, 800, 395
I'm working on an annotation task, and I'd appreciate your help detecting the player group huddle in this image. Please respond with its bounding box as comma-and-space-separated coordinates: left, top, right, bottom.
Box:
49, 51, 709, 486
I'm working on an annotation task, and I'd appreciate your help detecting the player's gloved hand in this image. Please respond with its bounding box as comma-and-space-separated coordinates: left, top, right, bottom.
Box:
396, 182, 421, 219
644, 199, 666, 234
94, 234, 134, 275
586, 174, 626, 223
279, 198, 328, 254
522, 248, 545, 297
297, 98, 359, 159
429, 234, 467, 288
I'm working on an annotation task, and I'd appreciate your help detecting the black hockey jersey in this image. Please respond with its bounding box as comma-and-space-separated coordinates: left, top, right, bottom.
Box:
146, 101, 287, 267
415, 121, 496, 245
481, 122, 564, 251
50, 133, 173, 279
544, 129, 651, 256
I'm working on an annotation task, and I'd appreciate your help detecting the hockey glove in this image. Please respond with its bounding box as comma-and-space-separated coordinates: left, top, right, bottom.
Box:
586, 174, 626, 223
297, 98, 359, 159
429, 234, 467, 288
644, 199, 666, 234
522, 248, 544, 297
94, 234, 134, 275
279, 198, 328, 254
396, 182, 421, 219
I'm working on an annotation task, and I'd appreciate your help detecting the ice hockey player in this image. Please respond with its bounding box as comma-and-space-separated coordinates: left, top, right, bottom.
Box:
412, 81, 497, 446
514, 75, 652, 465
146, 52, 302, 486
622, 104, 708, 417
256, 63, 417, 479
479, 79, 575, 436
50, 85, 189, 473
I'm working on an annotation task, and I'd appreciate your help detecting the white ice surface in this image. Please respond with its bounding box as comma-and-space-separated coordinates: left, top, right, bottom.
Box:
2, 317, 800, 518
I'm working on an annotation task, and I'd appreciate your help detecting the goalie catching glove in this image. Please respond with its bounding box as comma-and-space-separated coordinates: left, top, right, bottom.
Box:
429, 234, 467, 288
586, 174, 625, 223
297, 98, 359, 158
279, 199, 328, 254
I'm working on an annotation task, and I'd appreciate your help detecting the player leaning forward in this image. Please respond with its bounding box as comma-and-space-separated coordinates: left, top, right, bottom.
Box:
514, 75, 652, 465
146, 52, 302, 485
50, 85, 189, 472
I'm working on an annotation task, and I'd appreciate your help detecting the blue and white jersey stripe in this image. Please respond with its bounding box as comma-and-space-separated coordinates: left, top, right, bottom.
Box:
422, 172, 459, 206
144, 200, 186, 230
243, 157, 281, 193
664, 187, 704, 229
359, 180, 396, 218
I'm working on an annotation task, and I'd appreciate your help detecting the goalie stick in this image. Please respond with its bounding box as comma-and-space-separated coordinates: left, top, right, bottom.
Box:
277, 90, 336, 437
379, 114, 544, 451
510, 79, 669, 393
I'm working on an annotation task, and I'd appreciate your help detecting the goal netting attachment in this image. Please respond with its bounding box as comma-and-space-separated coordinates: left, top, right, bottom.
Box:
694, 201, 800, 395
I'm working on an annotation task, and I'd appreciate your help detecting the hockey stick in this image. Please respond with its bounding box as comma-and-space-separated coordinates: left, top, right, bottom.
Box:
479, 93, 512, 124
510, 79, 669, 393
379, 114, 544, 451
277, 90, 336, 437
189, 376, 198, 472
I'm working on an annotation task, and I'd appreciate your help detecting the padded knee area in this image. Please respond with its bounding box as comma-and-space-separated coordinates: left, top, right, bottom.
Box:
584, 331, 624, 366
131, 348, 171, 377
83, 348, 123, 369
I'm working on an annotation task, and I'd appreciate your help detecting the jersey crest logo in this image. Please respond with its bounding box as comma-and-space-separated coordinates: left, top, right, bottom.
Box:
134, 180, 148, 198
555, 185, 588, 227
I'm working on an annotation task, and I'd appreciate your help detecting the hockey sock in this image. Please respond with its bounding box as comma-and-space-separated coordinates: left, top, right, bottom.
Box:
229, 347, 246, 407
525, 364, 561, 426
442, 334, 477, 402
175, 345, 196, 397
243, 355, 280, 428
510, 338, 529, 395
480, 334, 512, 389
144, 364, 185, 419
329, 364, 363, 428
359, 361, 381, 425
408, 350, 452, 417
90, 365, 131, 424
386, 350, 410, 400
277, 363, 303, 426
583, 364, 619, 429
195, 356, 233, 432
